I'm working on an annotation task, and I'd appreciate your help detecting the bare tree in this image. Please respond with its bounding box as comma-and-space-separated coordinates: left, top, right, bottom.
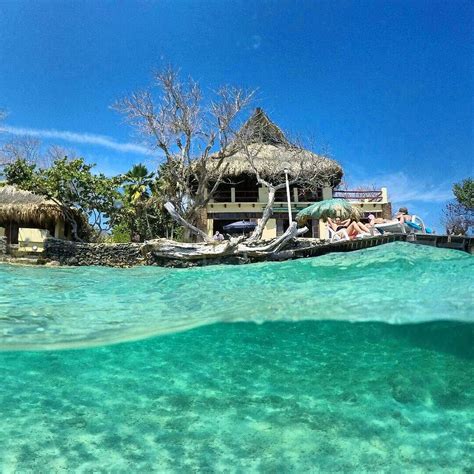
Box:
113, 67, 254, 242
442, 201, 473, 235
235, 130, 342, 242
0, 136, 75, 169
0, 136, 42, 166
45, 144, 79, 163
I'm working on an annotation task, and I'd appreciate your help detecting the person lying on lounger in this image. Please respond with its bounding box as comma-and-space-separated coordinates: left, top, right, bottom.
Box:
328, 217, 371, 238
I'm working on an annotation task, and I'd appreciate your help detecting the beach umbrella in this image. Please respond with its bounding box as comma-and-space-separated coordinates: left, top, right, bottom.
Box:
223, 220, 257, 232
296, 198, 361, 222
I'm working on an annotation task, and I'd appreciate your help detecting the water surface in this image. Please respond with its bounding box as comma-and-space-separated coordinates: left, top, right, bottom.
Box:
0, 243, 473, 471
1, 242, 472, 350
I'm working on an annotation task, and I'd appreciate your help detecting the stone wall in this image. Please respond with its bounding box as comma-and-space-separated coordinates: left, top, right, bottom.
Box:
43, 238, 145, 267
0, 236, 7, 255
382, 202, 393, 220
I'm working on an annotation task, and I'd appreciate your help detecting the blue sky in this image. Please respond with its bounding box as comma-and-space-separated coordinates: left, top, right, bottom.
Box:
0, 0, 472, 231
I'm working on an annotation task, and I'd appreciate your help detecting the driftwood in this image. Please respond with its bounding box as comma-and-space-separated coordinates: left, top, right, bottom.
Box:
238, 223, 307, 255
142, 235, 245, 261
143, 222, 308, 263
164, 202, 213, 243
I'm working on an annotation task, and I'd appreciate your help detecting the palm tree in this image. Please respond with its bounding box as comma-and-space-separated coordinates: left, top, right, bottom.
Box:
123, 164, 155, 204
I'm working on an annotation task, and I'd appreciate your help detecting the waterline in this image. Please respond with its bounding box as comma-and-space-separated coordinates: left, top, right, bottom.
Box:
1, 242, 473, 351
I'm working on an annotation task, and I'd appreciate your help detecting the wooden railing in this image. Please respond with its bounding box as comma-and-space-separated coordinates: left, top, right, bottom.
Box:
212, 191, 232, 202
333, 190, 383, 202
235, 190, 259, 202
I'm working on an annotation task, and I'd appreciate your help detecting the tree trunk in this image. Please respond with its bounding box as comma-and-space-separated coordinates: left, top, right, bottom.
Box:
142, 224, 307, 264
62, 207, 81, 241
248, 187, 276, 242
164, 202, 213, 243
239, 222, 307, 254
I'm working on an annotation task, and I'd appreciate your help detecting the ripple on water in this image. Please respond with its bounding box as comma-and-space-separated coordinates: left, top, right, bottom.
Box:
0, 242, 472, 350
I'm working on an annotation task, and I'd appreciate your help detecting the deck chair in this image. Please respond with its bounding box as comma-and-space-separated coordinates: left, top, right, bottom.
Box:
406, 215, 426, 233
374, 221, 406, 235
327, 225, 350, 243
376, 215, 428, 235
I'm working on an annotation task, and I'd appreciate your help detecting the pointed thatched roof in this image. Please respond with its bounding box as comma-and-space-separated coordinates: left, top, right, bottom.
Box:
236, 108, 291, 147
212, 108, 343, 184
0, 185, 65, 225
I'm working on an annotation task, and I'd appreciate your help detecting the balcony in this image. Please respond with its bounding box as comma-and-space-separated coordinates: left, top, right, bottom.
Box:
333, 189, 384, 203
235, 189, 259, 202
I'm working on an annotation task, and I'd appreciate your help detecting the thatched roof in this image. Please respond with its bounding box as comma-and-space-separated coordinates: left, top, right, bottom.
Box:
211, 108, 343, 184
0, 185, 65, 225
296, 198, 362, 222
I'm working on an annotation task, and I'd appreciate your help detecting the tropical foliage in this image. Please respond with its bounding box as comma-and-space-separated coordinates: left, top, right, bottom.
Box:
111, 164, 179, 242
453, 178, 473, 209
4, 157, 121, 240
3, 153, 181, 242
443, 178, 473, 235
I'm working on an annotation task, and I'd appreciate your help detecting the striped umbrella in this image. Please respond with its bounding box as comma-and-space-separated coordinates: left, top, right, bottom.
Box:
296, 198, 361, 222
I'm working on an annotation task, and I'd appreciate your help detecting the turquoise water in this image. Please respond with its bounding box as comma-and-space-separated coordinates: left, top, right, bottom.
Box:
0, 243, 473, 471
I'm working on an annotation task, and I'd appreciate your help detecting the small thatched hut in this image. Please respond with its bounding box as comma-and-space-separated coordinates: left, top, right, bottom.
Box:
0, 185, 77, 247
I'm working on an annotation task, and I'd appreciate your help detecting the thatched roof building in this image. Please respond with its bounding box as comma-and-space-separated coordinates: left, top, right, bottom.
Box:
0, 185, 65, 227
212, 108, 343, 185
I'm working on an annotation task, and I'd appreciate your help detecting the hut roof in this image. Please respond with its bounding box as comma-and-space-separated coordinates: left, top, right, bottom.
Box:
212, 108, 343, 184
0, 185, 65, 225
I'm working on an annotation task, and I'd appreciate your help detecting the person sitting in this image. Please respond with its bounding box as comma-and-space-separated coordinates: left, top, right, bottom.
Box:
213, 231, 225, 241
328, 217, 371, 239
394, 207, 412, 224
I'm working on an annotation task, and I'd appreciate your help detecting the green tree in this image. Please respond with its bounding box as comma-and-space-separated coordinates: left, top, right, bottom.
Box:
453, 178, 473, 210
443, 177, 473, 235
1, 157, 36, 183
4, 157, 122, 240
111, 163, 179, 242
123, 164, 154, 204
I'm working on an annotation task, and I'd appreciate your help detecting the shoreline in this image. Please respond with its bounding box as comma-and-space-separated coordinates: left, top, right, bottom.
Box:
1, 234, 472, 268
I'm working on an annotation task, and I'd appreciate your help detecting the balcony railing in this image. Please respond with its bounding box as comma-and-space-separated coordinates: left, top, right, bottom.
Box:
333, 190, 383, 202
212, 191, 232, 202
235, 190, 259, 202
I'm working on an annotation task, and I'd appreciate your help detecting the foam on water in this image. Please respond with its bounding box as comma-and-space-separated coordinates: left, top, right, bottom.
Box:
0, 242, 473, 350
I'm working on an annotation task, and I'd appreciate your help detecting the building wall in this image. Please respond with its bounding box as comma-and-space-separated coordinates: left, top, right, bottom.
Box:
206, 185, 333, 239
206, 185, 391, 240
18, 228, 51, 252
0, 217, 69, 250
262, 219, 276, 240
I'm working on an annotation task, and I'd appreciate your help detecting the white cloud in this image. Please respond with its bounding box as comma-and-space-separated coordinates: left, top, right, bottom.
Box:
349, 171, 453, 204
0, 125, 151, 156
251, 35, 262, 50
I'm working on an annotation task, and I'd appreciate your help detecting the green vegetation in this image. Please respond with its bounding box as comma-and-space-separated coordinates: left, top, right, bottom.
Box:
111, 163, 179, 242
443, 178, 473, 235
453, 178, 473, 209
3, 157, 178, 242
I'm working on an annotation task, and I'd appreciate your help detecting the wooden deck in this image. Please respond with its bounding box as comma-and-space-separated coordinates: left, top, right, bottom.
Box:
286, 234, 474, 260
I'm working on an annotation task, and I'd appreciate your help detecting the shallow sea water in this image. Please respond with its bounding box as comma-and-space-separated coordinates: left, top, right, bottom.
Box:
0, 243, 473, 472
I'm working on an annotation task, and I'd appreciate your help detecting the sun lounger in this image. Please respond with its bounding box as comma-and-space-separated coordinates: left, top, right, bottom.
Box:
328, 226, 350, 242
374, 221, 407, 234
375, 215, 428, 235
